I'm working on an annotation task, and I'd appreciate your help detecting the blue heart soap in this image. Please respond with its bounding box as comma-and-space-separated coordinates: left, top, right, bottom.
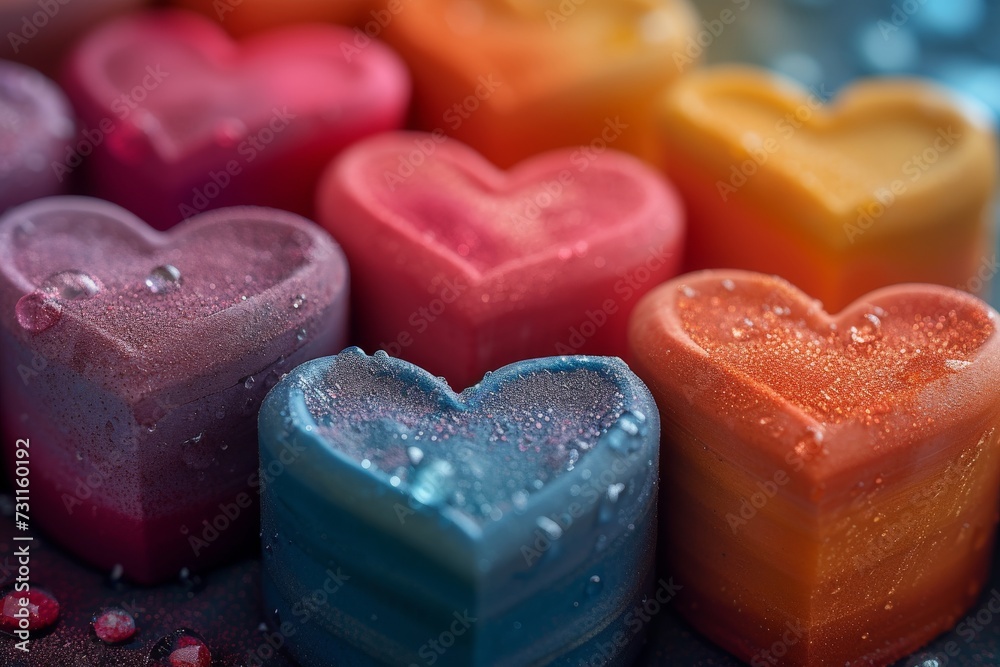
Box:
258, 348, 660, 667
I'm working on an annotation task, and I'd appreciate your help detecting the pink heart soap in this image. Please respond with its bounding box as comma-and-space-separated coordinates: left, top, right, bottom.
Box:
61, 8, 411, 230
317, 131, 685, 388
0, 60, 74, 210
0, 196, 349, 584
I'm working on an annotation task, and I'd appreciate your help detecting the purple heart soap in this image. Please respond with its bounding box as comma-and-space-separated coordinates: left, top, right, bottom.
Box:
0, 196, 348, 584
259, 348, 660, 666
0, 60, 74, 210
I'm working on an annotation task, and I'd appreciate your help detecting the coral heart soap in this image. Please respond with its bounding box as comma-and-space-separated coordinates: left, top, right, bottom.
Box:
173, 0, 370, 36
62, 9, 410, 230
628, 270, 1000, 667
317, 131, 684, 389
379, 0, 700, 167
0, 61, 74, 211
0, 197, 348, 584
259, 348, 659, 667
658, 66, 998, 311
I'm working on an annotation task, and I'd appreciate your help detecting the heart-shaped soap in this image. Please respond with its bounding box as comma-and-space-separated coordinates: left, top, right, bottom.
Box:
0, 196, 349, 584
379, 0, 699, 167
628, 269, 1000, 666
318, 131, 684, 389
175, 0, 370, 36
658, 65, 998, 311
0, 0, 145, 73
259, 348, 659, 667
61, 8, 410, 229
0, 61, 74, 210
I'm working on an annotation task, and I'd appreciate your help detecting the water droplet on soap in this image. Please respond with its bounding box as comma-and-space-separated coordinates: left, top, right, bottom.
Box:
945, 359, 972, 371
15, 292, 61, 332
92, 607, 136, 644
406, 446, 424, 466
291, 294, 307, 309
536, 516, 563, 540
411, 459, 455, 505
585, 575, 603, 598
511, 489, 529, 511
40, 270, 101, 300
145, 265, 182, 294
147, 628, 211, 667
296, 328, 307, 342
607, 411, 645, 455
0, 586, 59, 633
243, 375, 255, 390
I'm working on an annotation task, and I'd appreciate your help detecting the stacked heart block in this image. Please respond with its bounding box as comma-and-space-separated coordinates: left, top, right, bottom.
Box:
0, 197, 349, 583
628, 271, 1000, 666
259, 348, 660, 667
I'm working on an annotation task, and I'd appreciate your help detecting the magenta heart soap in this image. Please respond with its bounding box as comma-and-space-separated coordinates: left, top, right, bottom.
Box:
0, 60, 74, 210
61, 8, 411, 230
317, 131, 685, 389
0, 196, 348, 584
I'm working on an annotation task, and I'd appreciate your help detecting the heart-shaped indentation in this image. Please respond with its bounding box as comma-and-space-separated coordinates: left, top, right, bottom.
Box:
62, 9, 410, 229
628, 270, 1000, 666
259, 348, 659, 667
658, 66, 998, 311
0, 196, 349, 584
0, 61, 74, 210
380, 0, 699, 166
319, 131, 683, 387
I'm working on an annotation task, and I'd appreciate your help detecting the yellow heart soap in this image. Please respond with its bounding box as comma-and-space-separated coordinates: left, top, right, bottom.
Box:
658, 65, 998, 312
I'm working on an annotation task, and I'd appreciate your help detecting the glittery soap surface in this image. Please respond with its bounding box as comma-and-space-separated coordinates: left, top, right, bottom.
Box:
354, 143, 659, 273
675, 276, 996, 425
300, 350, 630, 524
0, 199, 344, 396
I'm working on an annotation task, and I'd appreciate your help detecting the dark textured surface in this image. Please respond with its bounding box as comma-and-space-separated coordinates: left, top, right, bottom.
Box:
1, 508, 999, 666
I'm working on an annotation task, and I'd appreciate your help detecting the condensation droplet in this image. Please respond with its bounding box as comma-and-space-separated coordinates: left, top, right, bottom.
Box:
41, 270, 101, 300
145, 265, 182, 294
15, 292, 61, 333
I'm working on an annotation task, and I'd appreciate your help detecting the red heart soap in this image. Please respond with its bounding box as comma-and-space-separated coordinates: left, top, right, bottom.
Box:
628, 270, 1000, 667
61, 8, 410, 230
317, 131, 684, 389
0, 196, 349, 584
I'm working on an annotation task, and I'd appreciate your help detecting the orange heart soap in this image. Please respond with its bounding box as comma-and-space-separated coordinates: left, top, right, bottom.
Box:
628, 269, 1000, 667
658, 66, 998, 312
379, 0, 700, 167
172, 0, 371, 36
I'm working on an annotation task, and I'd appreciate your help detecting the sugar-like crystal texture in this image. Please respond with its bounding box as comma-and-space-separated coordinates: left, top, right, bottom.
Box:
0, 196, 349, 584
258, 348, 659, 667
0, 61, 74, 210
